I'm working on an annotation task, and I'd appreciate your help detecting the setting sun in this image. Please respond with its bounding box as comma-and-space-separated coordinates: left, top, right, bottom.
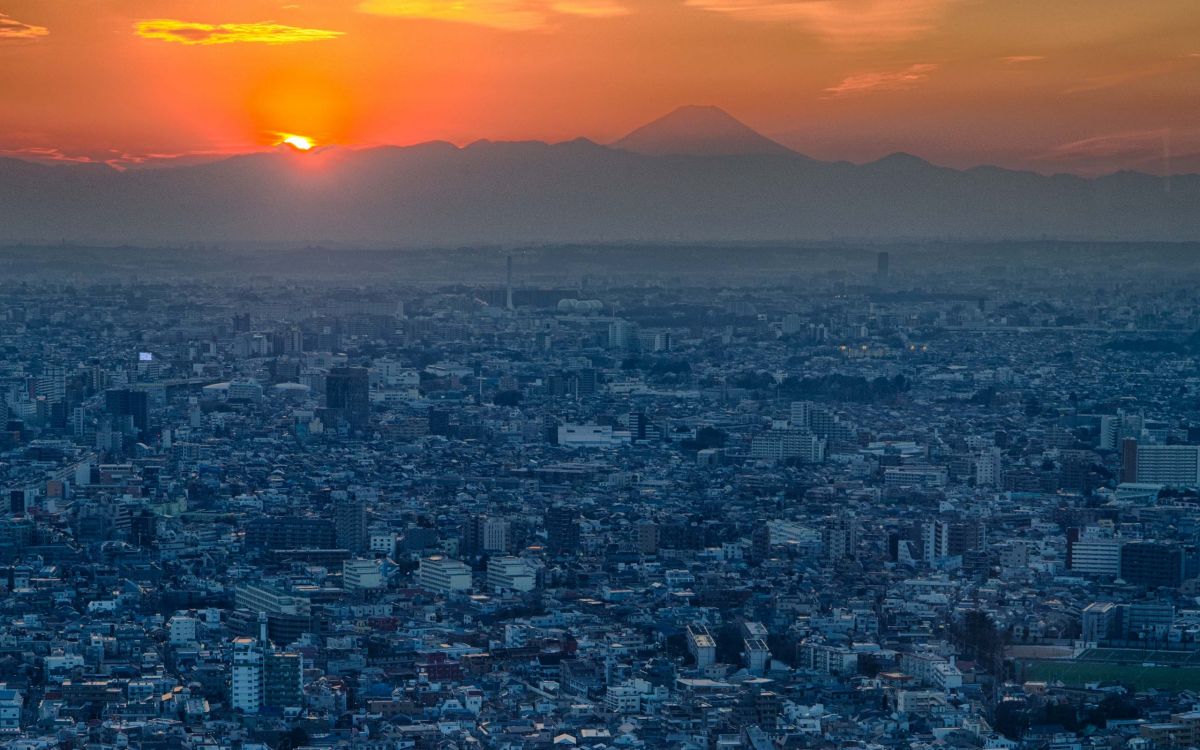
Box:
278, 133, 315, 151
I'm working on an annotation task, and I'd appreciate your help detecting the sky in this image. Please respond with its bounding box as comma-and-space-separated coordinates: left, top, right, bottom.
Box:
2, 0, 1199, 175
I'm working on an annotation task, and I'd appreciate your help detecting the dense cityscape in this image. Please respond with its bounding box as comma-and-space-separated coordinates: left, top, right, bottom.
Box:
0, 243, 1198, 749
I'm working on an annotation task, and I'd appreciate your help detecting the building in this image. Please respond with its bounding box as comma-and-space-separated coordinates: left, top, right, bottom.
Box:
1121, 541, 1184, 588
0, 686, 21, 733
416, 556, 473, 594
1068, 535, 1122, 577
744, 639, 771, 675
325, 366, 370, 430
923, 519, 984, 564
462, 514, 510, 557
343, 558, 384, 591
822, 515, 858, 562
545, 506, 581, 553
264, 651, 303, 710
750, 429, 825, 463
1134, 444, 1200, 486
486, 556, 537, 592
687, 624, 716, 669
976, 447, 1003, 487
558, 424, 632, 448
335, 494, 367, 553
230, 637, 264, 713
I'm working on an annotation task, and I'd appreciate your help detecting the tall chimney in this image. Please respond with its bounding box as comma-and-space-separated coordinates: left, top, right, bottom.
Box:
506, 255, 514, 310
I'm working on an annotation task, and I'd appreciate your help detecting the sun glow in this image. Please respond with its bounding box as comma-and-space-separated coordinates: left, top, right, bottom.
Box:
278, 133, 315, 151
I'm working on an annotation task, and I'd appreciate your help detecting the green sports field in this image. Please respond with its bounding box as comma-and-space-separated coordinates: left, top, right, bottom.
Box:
1021, 660, 1200, 691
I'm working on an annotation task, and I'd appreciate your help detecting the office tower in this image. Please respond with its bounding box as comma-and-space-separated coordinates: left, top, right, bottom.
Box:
461, 514, 511, 557
923, 519, 984, 564
608, 319, 637, 351
822, 515, 858, 563
130, 509, 157, 547
325, 366, 370, 430
335, 495, 367, 553
876, 251, 889, 281
629, 410, 648, 442
264, 651, 303, 709
1121, 438, 1139, 483
104, 389, 148, 432
545, 506, 580, 553
1121, 541, 1184, 588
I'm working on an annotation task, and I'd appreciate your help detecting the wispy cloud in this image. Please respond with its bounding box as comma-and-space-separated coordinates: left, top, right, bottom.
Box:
825, 63, 937, 97
683, 0, 957, 45
1035, 130, 1169, 162
0, 12, 49, 40
0, 147, 95, 164
135, 19, 344, 45
1066, 56, 1198, 94
358, 0, 629, 31
1001, 55, 1044, 65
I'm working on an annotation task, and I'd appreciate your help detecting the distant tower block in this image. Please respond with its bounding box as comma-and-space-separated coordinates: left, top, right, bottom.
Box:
506, 255, 514, 310
876, 251, 890, 282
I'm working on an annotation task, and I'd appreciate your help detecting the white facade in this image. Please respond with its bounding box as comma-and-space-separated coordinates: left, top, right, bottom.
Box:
417, 556, 473, 594
343, 558, 385, 590
231, 637, 263, 714
558, 424, 632, 449
486, 556, 536, 592
1135, 445, 1200, 486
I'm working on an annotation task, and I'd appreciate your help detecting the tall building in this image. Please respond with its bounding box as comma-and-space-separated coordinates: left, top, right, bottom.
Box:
104, 389, 148, 432
264, 651, 303, 710
461, 514, 510, 558
876, 251, 890, 282
975, 447, 1003, 487
230, 637, 263, 713
923, 519, 984, 564
545, 506, 580, 553
335, 494, 367, 553
1121, 541, 1184, 588
325, 366, 370, 431
822, 515, 858, 563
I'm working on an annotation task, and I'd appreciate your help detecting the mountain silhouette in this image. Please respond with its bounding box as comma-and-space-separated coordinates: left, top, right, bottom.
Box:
613, 105, 796, 157
0, 108, 1197, 245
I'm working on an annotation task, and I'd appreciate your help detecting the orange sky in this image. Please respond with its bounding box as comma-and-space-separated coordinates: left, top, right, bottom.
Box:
2, 0, 1198, 174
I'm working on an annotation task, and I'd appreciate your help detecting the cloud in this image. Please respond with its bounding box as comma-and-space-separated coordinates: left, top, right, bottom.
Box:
358, 0, 629, 30
824, 63, 937, 97
1035, 130, 1170, 163
135, 19, 344, 45
0, 12, 49, 40
1001, 55, 1044, 64
683, 0, 957, 45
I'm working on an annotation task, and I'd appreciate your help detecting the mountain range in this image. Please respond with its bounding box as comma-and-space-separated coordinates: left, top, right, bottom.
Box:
1, 106, 1196, 246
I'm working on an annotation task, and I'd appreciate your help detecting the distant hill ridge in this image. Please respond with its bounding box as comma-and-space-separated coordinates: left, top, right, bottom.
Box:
0, 106, 1196, 245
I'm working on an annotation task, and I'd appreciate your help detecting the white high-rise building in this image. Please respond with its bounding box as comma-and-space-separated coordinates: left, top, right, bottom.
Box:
975, 447, 1003, 487
230, 637, 263, 714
